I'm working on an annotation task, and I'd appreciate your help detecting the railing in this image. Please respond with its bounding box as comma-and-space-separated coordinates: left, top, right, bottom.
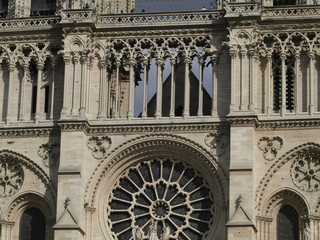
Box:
97, 11, 225, 25
60, 9, 93, 20
262, 5, 320, 17
224, 2, 260, 13
0, 16, 60, 29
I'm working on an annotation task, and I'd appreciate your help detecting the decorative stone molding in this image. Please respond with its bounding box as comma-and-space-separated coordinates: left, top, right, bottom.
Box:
291, 150, 320, 192
228, 117, 258, 127
0, 127, 59, 139
205, 132, 226, 156
256, 119, 320, 130
87, 136, 112, 159
0, 150, 56, 201
85, 133, 228, 208
258, 136, 283, 161
37, 143, 60, 167
0, 160, 24, 198
255, 143, 320, 212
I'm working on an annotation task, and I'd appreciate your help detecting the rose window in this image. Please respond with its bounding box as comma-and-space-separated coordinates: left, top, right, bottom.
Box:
0, 161, 24, 197
107, 158, 214, 240
291, 153, 320, 192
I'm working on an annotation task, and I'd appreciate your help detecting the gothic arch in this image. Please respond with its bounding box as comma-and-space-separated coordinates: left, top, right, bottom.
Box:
0, 149, 56, 202
85, 133, 228, 240
256, 142, 320, 213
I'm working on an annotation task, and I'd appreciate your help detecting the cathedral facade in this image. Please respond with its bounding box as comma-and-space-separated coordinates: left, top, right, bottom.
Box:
0, 0, 320, 239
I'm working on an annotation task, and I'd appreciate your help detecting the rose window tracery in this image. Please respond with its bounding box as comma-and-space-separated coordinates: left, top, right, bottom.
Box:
0, 161, 24, 197
107, 158, 214, 240
291, 152, 320, 192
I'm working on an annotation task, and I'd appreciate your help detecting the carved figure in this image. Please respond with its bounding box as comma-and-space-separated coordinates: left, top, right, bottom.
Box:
161, 226, 170, 240
149, 219, 158, 240
133, 227, 145, 240
304, 222, 311, 240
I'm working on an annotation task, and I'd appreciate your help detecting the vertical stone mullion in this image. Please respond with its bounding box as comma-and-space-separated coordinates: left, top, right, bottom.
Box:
142, 59, 149, 118
155, 58, 164, 118
169, 58, 176, 118
6, 63, 15, 125
266, 53, 272, 115
49, 63, 55, 120
71, 56, 79, 115
61, 54, 71, 117
86, 61, 93, 115
294, 51, 300, 115
35, 62, 44, 124
197, 57, 204, 117
211, 55, 218, 117
280, 53, 286, 117
183, 57, 191, 118
98, 60, 106, 119
240, 49, 246, 110
248, 48, 256, 111
114, 59, 121, 119
127, 59, 135, 119
308, 51, 315, 116
80, 56, 88, 118
19, 63, 28, 121
106, 63, 111, 118
229, 48, 237, 112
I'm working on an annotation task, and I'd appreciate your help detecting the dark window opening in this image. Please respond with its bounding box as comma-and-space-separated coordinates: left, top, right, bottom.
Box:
19, 207, 46, 240
44, 85, 49, 113
273, 0, 296, 5
277, 205, 299, 240
272, 52, 295, 111
31, 0, 56, 16
0, 0, 8, 18
31, 86, 37, 114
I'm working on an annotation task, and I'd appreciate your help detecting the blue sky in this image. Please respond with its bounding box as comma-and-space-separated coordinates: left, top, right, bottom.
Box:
135, 0, 215, 12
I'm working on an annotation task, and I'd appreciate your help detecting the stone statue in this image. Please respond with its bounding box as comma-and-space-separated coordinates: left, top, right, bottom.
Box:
304, 222, 311, 240
149, 219, 158, 240
133, 227, 145, 240
161, 226, 170, 240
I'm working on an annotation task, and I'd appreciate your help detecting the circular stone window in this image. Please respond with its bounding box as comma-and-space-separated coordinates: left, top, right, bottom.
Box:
291, 152, 320, 192
0, 160, 24, 198
107, 158, 214, 240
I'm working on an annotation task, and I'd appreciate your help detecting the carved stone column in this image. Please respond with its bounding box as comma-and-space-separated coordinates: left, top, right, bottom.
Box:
169, 57, 176, 118
35, 62, 44, 124
308, 51, 315, 116
183, 57, 191, 118
229, 48, 237, 112
294, 50, 300, 115
211, 55, 218, 117
98, 60, 107, 119
5, 63, 15, 125
248, 48, 256, 112
142, 59, 149, 118
61, 54, 72, 117
280, 52, 286, 117
155, 58, 164, 118
19, 63, 29, 121
80, 56, 88, 118
114, 59, 121, 119
71, 55, 79, 116
127, 59, 136, 119
266, 52, 272, 115
239, 49, 246, 110
197, 57, 204, 117
49, 63, 55, 121
86, 61, 93, 115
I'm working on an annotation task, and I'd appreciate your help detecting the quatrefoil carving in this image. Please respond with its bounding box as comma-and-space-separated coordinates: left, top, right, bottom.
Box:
87, 136, 112, 159
258, 136, 283, 161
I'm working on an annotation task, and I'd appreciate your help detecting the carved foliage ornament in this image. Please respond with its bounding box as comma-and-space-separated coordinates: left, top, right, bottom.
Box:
0, 160, 24, 198
258, 136, 283, 161
87, 136, 112, 159
291, 150, 320, 192
204, 132, 226, 156
37, 143, 60, 167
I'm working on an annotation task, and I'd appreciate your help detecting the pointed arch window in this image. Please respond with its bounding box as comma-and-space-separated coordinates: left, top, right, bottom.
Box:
277, 205, 299, 240
19, 207, 46, 240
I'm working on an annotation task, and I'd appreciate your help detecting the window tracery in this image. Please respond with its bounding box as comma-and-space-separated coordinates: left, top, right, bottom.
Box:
107, 158, 214, 240
0, 160, 24, 198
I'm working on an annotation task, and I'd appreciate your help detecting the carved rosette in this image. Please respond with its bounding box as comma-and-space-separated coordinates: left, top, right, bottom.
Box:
107, 158, 214, 240
0, 160, 24, 198
291, 151, 320, 192
37, 143, 60, 167
258, 136, 283, 161
87, 136, 112, 159
204, 132, 225, 156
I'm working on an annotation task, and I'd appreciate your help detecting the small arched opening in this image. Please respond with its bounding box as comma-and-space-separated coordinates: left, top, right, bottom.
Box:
19, 207, 46, 240
277, 205, 299, 240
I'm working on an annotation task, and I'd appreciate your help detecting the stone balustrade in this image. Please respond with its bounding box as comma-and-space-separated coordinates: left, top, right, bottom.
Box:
0, 16, 60, 29
261, 5, 320, 18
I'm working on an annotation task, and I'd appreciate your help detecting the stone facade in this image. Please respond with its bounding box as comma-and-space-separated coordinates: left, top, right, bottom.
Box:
0, 0, 320, 240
